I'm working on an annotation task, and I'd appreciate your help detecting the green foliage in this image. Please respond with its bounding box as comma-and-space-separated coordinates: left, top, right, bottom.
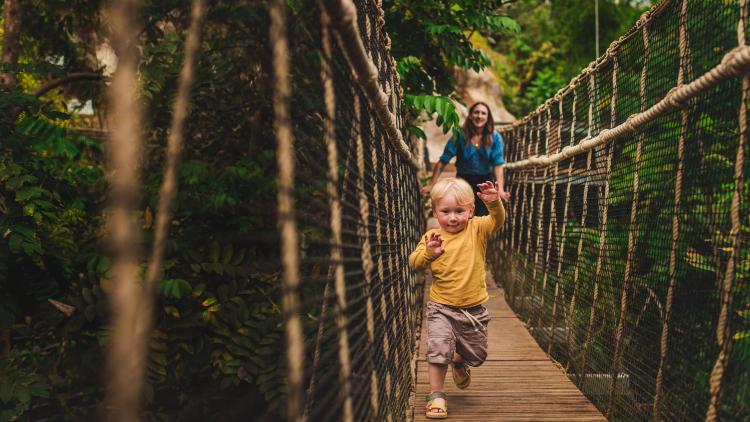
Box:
0, 351, 50, 421
1, 0, 289, 419
405, 94, 463, 138
491, 0, 647, 116
384, 0, 519, 94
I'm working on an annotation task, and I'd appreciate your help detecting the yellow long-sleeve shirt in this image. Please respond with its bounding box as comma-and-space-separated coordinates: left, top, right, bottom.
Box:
409, 200, 505, 308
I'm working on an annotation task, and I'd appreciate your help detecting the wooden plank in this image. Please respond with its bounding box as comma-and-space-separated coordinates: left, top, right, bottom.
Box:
412, 274, 605, 422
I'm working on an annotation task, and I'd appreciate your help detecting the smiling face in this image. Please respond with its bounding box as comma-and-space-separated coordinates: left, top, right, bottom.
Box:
433, 193, 474, 234
470, 103, 489, 130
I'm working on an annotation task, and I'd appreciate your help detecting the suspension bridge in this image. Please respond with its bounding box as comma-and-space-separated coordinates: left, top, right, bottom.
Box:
95, 0, 748, 420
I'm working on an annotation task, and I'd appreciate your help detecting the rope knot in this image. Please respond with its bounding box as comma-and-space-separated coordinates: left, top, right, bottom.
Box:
637, 10, 652, 28
720, 45, 750, 76
624, 114, 640, 132
666, 86, 688, 109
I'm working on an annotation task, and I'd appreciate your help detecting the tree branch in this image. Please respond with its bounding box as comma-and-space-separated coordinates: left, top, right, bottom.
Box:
33, 72, 104, 97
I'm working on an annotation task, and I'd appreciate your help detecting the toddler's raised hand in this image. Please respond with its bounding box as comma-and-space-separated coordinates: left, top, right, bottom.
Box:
425, 232, 445, 257
476, 180, 499, 203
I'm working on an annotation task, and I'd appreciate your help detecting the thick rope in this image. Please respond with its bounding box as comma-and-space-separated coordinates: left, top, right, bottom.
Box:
139, 0, 206, 385
383, 143, 397, 421
102, 0, 145, 419
523, 124, 538, 314
510, 127, 526, 253
535, 108, 555, 334
529, 114, 546, 323
606, 22, 649, 416
270, 0, 304, 418
575, 74, 597, 384
353, 91, 380, 417
144, 0, 207, 280
504, 41, 750, 170
603, 54, 622, 418
370, 112, 393, 418
319, 0, 418, 168
546, 98, 565, 355
706, 1, 748, 419
653, 0, 690, 417
512, 125, 530, 309
320, 10, 354, 421
562, 90, 578, 360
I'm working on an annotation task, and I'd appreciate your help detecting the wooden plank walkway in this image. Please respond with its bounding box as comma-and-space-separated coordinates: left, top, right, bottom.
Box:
412, 276, 606, 421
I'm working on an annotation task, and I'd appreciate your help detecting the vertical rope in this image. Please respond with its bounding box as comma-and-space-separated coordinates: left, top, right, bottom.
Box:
384, 143, 398, 422
103, 0, 145, 419
523, 124, 537, 315
576, 73, 597, 385
270, 0, 304, 418
536, 107, 554, 334
512, 126, 530, 308
563, 89, 579, 363
353, 91, 379, 418
654, 0, 690, 418
321, 11, 353, 420
604, 23, 648, 415
511, 127, 526, 252
547, 97, 565, 355
531, 112, 549, 326
371, 112, 391, 419
602, 54, 621, 418
706, 0, 747, 419
138, 0, 207, 381
507, 127, 522, 304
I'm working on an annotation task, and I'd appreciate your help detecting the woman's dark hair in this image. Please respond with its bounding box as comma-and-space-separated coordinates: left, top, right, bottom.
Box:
462, 102, 495, 148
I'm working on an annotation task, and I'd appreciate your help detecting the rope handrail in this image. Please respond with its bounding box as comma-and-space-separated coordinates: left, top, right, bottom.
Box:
319, 0, 420, 169
503, 44, 750, 170
492, 1, 749, 420
496, 0, 672, 131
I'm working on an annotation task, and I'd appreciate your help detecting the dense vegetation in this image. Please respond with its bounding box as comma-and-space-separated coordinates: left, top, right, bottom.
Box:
6, 0, 744, 421
0, 0, 527, 417
492, 0, 649, 116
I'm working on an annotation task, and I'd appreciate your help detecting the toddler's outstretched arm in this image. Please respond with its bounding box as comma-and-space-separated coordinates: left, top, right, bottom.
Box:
476, 181, 506, 230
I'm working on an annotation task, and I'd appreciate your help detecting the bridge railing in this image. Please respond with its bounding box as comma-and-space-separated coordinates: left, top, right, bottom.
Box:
491, 1, 749, 421
271, 0, 424, 420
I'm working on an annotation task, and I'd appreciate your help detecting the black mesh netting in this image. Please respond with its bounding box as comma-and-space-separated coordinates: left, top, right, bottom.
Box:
277, 0, 423, 420
489, 1, 749, 421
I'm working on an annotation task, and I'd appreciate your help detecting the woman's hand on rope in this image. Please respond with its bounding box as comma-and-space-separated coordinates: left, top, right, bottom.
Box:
420, 183, 433, 196
477, 181, 500, 203
499, 186, 510, 202
425, 232, 445, 257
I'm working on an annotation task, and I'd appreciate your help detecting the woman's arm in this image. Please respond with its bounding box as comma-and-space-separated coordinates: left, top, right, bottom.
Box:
421, 161, 446, 195
493, 165, 510, 202
421, 138, 457, 195
491, 132, 510, 202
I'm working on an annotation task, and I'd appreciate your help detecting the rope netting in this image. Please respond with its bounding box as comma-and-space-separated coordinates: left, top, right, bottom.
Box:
99, 0, 421, 419
272, 0, 423, 420
490, 1, 749, 421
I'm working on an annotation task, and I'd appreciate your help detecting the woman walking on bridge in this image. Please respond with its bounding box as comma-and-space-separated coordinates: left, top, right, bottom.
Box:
420, 102, 510, 215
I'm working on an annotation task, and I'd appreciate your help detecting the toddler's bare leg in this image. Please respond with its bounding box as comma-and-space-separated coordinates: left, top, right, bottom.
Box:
428, 362, 448, 393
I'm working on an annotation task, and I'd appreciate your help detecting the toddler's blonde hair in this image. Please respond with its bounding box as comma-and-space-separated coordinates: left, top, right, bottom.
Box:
430, 177, 475, 209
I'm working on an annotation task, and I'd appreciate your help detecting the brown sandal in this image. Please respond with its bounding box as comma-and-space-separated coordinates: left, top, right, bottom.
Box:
425, 391, 448, 419
452, 361, 471, 389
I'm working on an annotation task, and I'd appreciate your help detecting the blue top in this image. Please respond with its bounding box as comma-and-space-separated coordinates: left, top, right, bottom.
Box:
439, 131, 505, 175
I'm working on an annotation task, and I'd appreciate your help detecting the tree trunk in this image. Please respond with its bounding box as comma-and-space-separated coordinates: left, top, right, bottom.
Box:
1, 0, 21, 88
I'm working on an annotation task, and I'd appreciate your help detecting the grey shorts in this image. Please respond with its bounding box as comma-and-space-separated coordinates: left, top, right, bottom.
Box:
425, 301, 491, 367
